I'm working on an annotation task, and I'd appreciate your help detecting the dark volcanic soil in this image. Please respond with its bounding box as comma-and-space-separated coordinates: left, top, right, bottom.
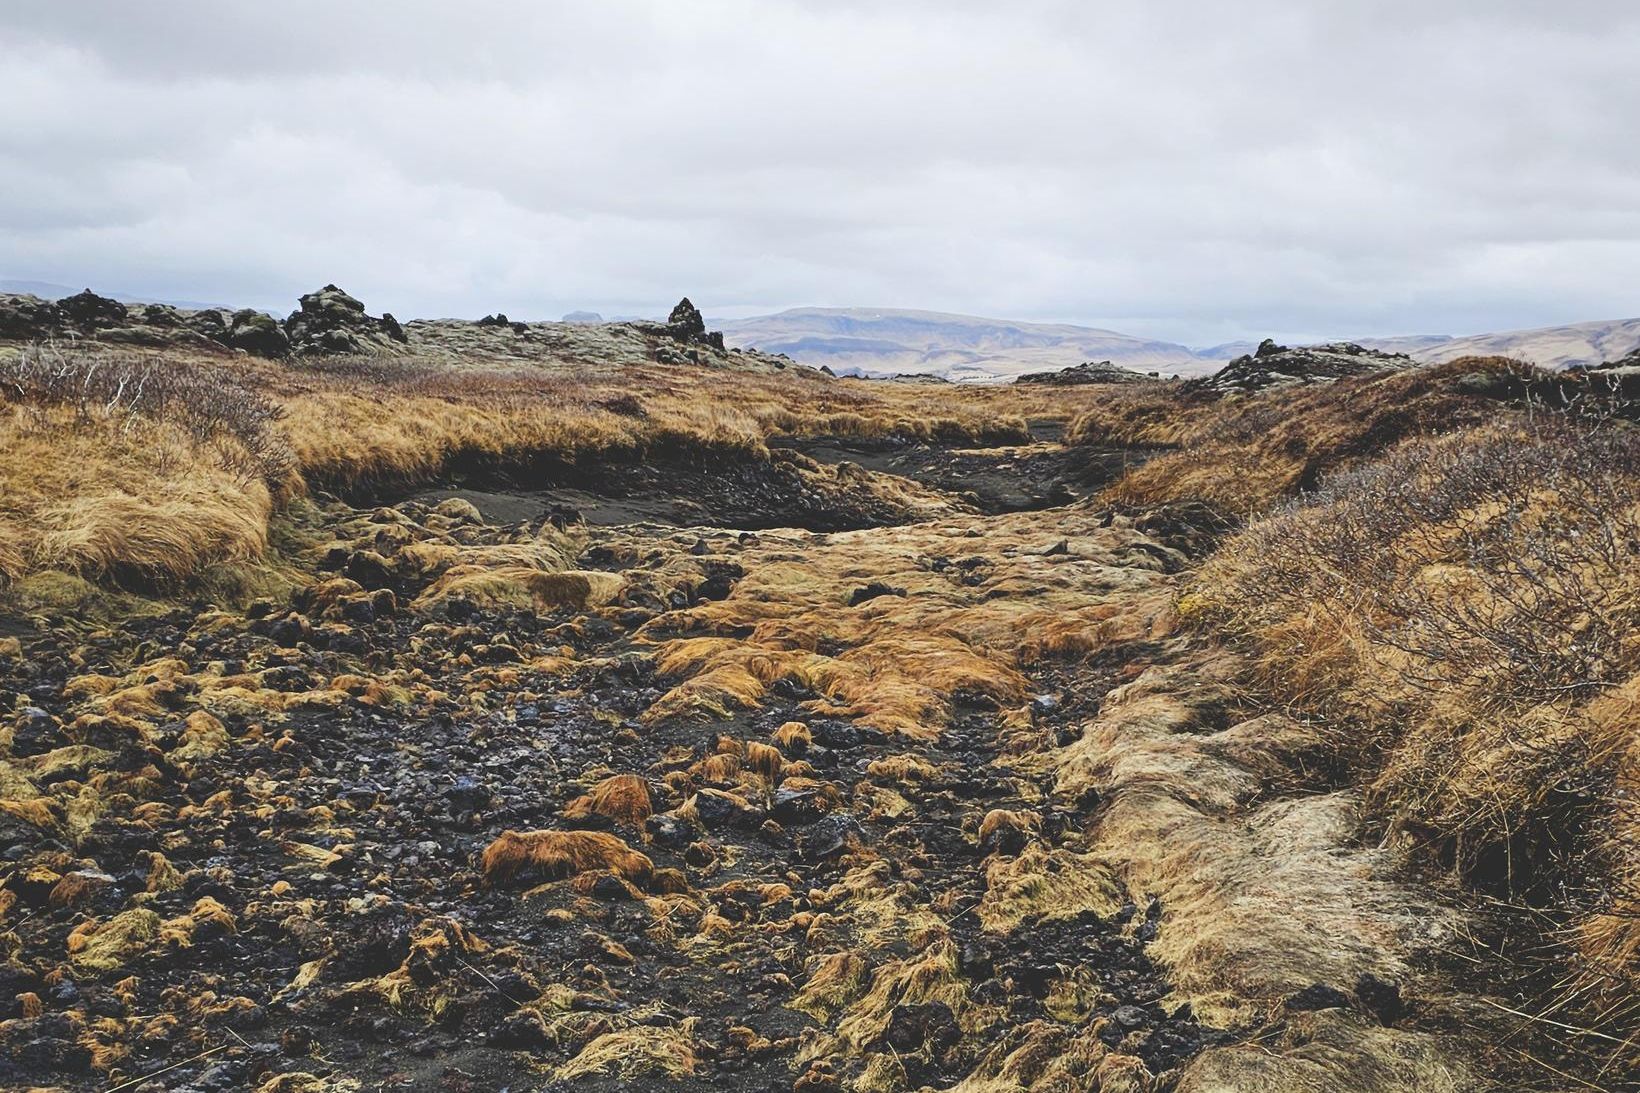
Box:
772, 434, 1149, 515
371, 444, 939, 533
0, 435, 1220, 1092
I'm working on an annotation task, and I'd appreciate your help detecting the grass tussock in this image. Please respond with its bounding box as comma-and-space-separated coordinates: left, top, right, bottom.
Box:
833, 934, 1001, 1051
563, 773, 654, 827
555, 1023, 700, 1081
950, 1023, 1128, 1093
1187, 415, 1640, 1044
480, 829, 655, 888
978, 845, 1123, 935
0, 345, 293, 592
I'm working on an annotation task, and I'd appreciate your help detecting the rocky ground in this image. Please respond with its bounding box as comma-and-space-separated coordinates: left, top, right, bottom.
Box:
770, 430, 1150, 517
0, 388, 1574, 1093
0, 424, 1241, 1093
0, 287, 760, 377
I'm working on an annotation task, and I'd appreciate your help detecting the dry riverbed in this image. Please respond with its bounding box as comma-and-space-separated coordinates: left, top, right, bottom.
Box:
0, 434, 1534, 1091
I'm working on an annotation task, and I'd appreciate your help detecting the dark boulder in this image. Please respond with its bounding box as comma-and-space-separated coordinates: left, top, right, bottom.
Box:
798, 813, 865, 861
661, 296, 727, 352
477, 313, 529, 334
227, 309, 289, 357
644, 812, 691, 849
56, 289, 128, 331
689, 788, 763, 830
0, 294, 63, 339
772, 787, 831, 825
138, 303, 183, 327
185, 308, 229, 342
10, 706, 62, 757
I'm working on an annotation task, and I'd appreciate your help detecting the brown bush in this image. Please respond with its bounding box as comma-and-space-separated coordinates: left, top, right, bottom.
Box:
1, 343, 290, 482
1188, 415, 1640, 1046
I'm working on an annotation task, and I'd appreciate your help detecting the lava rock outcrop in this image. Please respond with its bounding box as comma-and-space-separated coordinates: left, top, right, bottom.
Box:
1189, 338, 1413, 394
284, 284, 409, 355
1015, 360, 1161, 385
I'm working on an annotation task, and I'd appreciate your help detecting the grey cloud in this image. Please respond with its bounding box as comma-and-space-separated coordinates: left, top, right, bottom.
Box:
2, 1, 1638, 344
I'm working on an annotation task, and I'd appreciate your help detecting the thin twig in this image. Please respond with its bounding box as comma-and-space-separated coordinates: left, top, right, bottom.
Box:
454, 953, 527, 1007
1479, 997, 1629, 1045
103, 1044, 227, 1093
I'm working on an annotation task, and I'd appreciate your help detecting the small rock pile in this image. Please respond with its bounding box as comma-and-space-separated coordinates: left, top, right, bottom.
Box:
284, 285, 408, 355
662, 297, 726, 352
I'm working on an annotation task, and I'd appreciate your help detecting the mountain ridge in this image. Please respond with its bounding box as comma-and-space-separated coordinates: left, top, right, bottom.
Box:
721, 305, 1640, 381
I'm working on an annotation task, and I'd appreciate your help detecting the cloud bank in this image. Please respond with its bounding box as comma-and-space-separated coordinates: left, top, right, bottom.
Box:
4, 0, 1638, 343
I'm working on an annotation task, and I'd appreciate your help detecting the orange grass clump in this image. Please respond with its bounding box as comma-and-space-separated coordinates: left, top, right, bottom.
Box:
480, 829, 654, 888
563, 773, 654, 827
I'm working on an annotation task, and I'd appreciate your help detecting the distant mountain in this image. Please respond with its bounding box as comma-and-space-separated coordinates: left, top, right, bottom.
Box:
0, 279, 81, 299
721, 306, 1640, 381
0, 279, 226, 312
1191, 340, 1260, 361
1356, 317, 1640, 371
717, 307, 1216, 381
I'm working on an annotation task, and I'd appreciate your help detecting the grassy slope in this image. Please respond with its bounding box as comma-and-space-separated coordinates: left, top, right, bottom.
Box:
0, 339, 1114, 598
1064, 358, 1640, 1058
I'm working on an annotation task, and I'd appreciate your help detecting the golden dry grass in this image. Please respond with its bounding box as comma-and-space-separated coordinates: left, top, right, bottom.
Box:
563, 773, 654, 827
1067, 356, 1552, 514
636, 510, 1176, 737
0, 336, 1133, 599
555, 1023, 700, 1081
951, 1023, 1130, 1093
1047, 655, 1483, 1087
479, 829, 654, 888
0, 404, 275, 590
1182, 415, 1640, 1053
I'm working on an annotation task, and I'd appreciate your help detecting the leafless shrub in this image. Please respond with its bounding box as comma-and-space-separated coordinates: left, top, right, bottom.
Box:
1196, 414, 1640, 1052
1238, 419, 1640, 705
0, 342, 291, 482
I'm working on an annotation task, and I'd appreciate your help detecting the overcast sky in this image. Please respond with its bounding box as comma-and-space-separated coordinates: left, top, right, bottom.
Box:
4, 1, 1638, 345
